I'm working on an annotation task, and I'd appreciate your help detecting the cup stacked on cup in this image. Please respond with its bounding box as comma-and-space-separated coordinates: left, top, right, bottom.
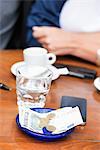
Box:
16, 47, 56, 109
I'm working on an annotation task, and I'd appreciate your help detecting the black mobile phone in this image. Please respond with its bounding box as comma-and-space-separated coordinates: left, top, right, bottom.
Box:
60, 96, 87, 125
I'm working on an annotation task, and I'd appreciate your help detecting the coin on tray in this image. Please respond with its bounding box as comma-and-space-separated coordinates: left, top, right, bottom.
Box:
47, 113, 55, 120
46, 125, 56, 132
39, 118, 49, 128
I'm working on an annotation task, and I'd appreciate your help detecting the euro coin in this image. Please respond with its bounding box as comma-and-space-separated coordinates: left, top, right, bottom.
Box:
46, 125, 56, 132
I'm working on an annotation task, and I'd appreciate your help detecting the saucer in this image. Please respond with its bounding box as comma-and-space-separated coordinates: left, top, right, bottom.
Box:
94, 77, 100, 91
16, 108, 74, 141
11, 61, 59, 80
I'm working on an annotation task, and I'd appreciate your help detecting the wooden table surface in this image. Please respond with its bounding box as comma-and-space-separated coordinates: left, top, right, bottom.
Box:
0, 50, 100, 150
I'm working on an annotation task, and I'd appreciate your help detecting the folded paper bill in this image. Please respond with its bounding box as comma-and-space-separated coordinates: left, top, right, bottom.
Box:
18, 106, 83, 134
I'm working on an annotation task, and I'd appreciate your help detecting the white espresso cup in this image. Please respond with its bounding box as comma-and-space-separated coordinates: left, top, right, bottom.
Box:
23, 47, 56, 67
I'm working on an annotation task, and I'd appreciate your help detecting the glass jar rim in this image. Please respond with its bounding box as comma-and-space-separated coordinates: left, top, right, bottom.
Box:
16, 64, 53, 80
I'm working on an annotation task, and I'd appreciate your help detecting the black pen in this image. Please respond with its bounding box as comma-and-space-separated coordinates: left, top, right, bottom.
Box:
0, 83, 12, 91
54, 64, 96, 79
69, 71, 85, 79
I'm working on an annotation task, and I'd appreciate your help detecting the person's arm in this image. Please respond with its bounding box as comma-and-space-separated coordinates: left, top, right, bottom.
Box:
71, 32, 100, 64
33, 26, 100, 65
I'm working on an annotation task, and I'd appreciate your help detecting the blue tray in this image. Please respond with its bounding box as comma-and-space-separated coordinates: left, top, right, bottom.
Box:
16, 108, 74, 141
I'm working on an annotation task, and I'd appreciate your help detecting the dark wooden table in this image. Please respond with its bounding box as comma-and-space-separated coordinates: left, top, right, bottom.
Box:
0, 50, 100, 150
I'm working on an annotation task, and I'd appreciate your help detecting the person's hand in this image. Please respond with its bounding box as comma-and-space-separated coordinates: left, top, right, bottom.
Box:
32, 26, 75, 55
32, 26, 100, 64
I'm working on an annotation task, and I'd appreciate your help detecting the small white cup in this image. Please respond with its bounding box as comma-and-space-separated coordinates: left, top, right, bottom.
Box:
23, 47, 56, 67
